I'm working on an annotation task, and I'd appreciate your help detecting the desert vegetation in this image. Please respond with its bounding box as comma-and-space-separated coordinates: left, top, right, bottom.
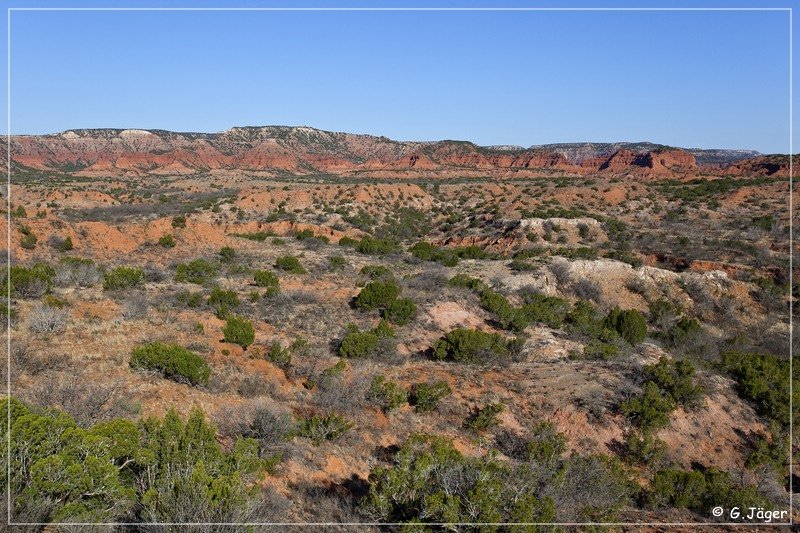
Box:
1, 138, 793, 527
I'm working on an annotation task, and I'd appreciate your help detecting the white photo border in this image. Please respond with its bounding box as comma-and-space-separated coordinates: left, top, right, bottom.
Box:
5, 4, 794, 528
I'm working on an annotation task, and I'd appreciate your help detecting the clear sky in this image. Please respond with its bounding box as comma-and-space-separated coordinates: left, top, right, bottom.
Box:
1, 0, 795, 153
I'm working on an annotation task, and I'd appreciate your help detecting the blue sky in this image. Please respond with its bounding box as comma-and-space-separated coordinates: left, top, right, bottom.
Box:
1, 1, 795, 153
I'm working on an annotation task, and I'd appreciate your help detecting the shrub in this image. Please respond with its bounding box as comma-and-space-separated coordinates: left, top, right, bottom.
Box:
54, 257, 99, 288
365, 428, 634, 524
289, 337, 310, 357
6, 263, 55, 298
648, 298, 682, 327
208, 285, 240, 308
367, 375, 408, 413
311, 359, 347, 390
218, 246, 236, 262
298, 413, 353, 445
360, 264, 393, 280
577, 340, 620, 360
645, 358, 705, 410
158, 234, 176, 248
520, 292, 570, 328
464, 284, 565, 334
103, 266, 144, 290
306, 234, 330, 247
214, 305, 231, 320
337, 321, 396, 359
752, 276, 786, 313
337, 326, 378, 359
454, 245, 490, 260
175, 259, 218, 285
555, 454, 635, 522
337, 323, 379, 359
27, 304, 68, 334
624, 431, 666, 466
274, 255, 306, 274
746, 427, 788, 476
383, 297, 417, 325
566, 300, 610, 339
44, 294, 66, 308
121, 293, 149, 319
619, 357, 705, 432
664, 316, 703, 348
409, 241, 459, 266
328, 255, 346, 271
720, 350, 795, 428
465, 402, 505, 432
338, 236, 358, 247
171, 215, 186, 228
751, 214, 774, 231
480, 290, 529, 332
361, 434, 557, 525
604, 308, 648, 345
372, 319, 396, 338
619, 382, 675, 431
355, 236, 398, 255
56, 236, 74, 252
448, 274, 489, 292
525, 421, 568, 463
645, 468, 709, 510
253, 269, 280, 290
549, 259, 572, 286
20, 230, 37, 249
353, 280, 401, 310
409, 241, 441, 261
222, 315, 255, 350
4, 399, 265, 524
645, 466, 769, 516
130, 342, 210, 385
439, 253, 459, 267
572, 278, 602, 302
513, 248, 543, 262
247, 407, 294, 450
266, 342, 291, 369
295, 229, 315, 240
408, 381, 452, 412
509, 258, 537, 272
176, 290, 203, 308
432, 328, 522, 365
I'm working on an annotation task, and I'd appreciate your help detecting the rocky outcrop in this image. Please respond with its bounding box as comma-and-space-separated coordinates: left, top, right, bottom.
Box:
599, 149, 640, 172
643, 149, 697, 170
715, 155, 790, 177
599, 148, 696, 174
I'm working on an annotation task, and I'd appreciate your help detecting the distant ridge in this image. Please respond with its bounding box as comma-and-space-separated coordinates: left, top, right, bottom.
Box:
530, 142, 761, 166
5, 125, 784, 179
